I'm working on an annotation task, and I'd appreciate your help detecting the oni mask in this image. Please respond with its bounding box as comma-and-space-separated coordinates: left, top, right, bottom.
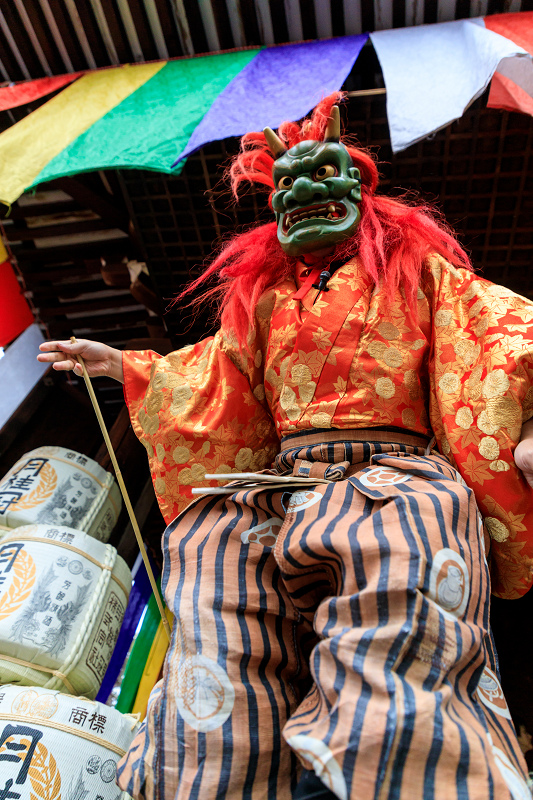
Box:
265, 108, 362, 257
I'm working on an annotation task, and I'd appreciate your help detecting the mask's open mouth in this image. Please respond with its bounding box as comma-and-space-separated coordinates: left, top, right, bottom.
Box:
282, 201, 346, 234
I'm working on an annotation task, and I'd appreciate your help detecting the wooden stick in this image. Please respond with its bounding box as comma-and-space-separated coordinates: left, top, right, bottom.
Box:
70, 337, 171, 642
345, 88, 387, 98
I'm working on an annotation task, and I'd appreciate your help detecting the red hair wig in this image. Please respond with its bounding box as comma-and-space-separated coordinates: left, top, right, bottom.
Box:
176, 92, 471, 344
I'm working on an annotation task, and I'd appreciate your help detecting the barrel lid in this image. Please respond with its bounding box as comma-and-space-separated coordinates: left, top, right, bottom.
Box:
2, 523, 116, 563
0, 683, 139, 753
5, 447, 112, 486
0, 448, 120, 532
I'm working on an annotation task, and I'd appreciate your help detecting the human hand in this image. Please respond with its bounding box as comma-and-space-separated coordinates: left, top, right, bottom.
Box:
514, 418, 533, 488
37, 339, 124, 383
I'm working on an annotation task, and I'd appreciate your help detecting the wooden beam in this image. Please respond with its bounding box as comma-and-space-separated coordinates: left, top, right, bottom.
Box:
9, 200, 80, 220
46, 308, 149, 333
13, 238, 134, 263
5, 218, 121, 241
55, 177, 130, 231
31, 279, 114, 300
37, 294, 141, 316
18, 264, 100, 282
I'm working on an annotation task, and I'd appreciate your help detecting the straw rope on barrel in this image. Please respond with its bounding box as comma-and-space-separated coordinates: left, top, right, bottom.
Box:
0, 683, 139, 800
0, 524, 131, 698
0, 446, 122, 542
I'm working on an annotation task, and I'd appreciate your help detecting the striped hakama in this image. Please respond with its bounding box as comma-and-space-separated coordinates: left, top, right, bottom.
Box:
117, 430, 530, 800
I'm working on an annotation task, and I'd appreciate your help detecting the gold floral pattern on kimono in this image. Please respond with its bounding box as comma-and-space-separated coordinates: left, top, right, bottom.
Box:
123, 254, 533, 599
424, 255, 533, 599
123, 335, 279, 525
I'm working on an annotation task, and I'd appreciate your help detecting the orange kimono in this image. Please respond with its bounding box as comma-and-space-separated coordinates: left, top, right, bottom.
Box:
124, 254, 533, 600
118, 253, 533, 800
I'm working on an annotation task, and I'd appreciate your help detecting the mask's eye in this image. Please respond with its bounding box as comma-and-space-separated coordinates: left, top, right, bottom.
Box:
277, 175, 294, 190
313, 164, 337, 181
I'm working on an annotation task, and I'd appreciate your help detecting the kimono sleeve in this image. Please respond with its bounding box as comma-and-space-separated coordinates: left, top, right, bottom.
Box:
426, 254, 533, 599
122, 331, 278, 525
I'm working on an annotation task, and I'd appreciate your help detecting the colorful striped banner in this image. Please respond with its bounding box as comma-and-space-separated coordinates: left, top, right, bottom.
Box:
132, 607, 173, 720
0, 37, 366, 208
486, 12, 533, 116
370, 11, 532, 152
0, 12, 531, 206
176, 36, 368, 162
0, 73, 83, 111
115, 587, 165, 714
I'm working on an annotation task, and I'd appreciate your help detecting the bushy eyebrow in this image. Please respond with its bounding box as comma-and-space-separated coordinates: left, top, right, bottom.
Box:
273, 162, 302, 178
274, 152, 342, 180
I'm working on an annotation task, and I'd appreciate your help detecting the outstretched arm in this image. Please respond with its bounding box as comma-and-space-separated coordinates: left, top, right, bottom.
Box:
514, 418, 533, 488
37, 339, 124, 383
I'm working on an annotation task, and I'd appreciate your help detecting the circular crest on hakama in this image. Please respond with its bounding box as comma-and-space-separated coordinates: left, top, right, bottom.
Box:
477, 667, 511, 720
176, 653, 235, 732
287, 735, 348, 800
287, 490, 323, 512
491, 743, 531, 800
428, 548, 469, 620
358, 466, 410, 488
241, 518, 283, 547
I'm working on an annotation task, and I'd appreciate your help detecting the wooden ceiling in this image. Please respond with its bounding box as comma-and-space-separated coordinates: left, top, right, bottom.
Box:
1, 172, 156, 422
1, 0, 529, 84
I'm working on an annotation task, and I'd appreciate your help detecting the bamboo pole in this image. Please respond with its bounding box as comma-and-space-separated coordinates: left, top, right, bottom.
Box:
70, 337, 171, 642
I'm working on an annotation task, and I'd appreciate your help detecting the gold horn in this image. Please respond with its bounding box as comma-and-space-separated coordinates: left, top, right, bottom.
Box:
263, 127, 287, 159
324, 106, 340, 142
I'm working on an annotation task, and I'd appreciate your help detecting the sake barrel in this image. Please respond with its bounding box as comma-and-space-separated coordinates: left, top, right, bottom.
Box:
0, 446, 121, 542
0, 524, 131, 698
0, 684, 138, 800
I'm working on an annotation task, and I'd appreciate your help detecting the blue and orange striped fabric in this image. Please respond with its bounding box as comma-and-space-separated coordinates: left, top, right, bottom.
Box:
117, 431, 529, 800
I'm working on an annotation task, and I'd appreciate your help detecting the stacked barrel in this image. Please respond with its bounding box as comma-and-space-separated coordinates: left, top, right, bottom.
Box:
0, 447, 138, 800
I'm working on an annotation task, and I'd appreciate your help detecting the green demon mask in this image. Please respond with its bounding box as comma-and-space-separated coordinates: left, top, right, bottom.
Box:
265, 107, 362, 257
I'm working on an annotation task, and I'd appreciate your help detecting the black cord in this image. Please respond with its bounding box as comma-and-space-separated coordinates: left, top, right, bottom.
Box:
313, 270, 332, 292
311, 258, 344, 302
